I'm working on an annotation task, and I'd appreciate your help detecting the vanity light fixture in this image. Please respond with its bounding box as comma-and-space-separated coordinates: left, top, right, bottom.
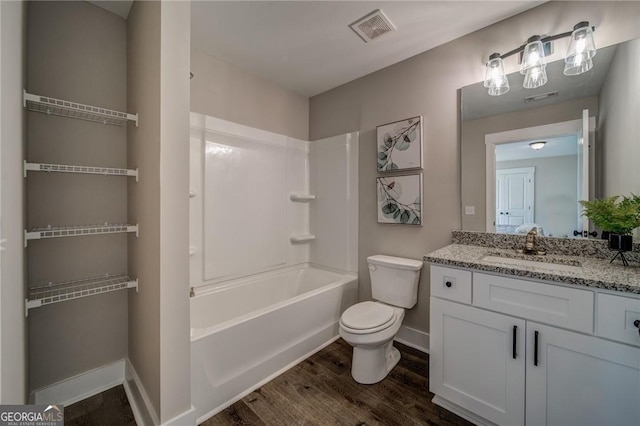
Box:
484, 21, 596, 95
529, 141, 547, 150
483, 53, 510, 96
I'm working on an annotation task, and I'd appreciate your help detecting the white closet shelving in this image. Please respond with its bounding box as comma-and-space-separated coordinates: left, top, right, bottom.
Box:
23, 90, 138, 127
26, 273, 138, 314
24, 223, 138, 247
24, 90, 139, 313
24, 161, 138, 180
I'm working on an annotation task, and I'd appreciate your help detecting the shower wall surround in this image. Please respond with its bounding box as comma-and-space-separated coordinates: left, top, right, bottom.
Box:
189, 113, 358, 290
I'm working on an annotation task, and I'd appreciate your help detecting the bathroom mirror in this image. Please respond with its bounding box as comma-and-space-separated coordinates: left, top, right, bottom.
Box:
460, 36, 640, 238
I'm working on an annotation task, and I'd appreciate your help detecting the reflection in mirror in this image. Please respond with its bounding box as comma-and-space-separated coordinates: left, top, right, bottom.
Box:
461, 37, 640, 238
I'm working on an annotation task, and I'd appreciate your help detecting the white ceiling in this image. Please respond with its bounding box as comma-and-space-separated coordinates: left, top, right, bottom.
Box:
496, 135, 578, 162
191, 1, 543, 97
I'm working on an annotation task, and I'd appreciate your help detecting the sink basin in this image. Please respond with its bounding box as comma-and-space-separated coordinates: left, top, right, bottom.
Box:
481, 255, 583, 273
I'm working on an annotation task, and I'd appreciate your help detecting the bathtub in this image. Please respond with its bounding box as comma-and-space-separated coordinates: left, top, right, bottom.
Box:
190, 265, 358, 423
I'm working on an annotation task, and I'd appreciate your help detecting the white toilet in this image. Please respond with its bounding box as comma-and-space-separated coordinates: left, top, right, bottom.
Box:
339, 254, 423, 384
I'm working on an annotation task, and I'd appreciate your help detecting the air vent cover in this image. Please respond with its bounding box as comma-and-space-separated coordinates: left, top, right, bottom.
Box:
349, 9, 396, 43
524, 91, 559, 103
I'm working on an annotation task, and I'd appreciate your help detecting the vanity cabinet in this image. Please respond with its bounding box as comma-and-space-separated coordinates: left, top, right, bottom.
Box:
526, 322, 640, 426
429, 265, 640, 426
430, 297, 525, 425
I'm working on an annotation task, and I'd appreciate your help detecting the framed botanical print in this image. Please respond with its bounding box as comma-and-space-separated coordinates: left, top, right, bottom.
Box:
376, 116, 423, 172
377, 173, 422, 225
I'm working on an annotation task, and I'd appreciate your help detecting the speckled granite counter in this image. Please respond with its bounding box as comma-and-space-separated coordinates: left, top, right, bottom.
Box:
424, 243, 640, 295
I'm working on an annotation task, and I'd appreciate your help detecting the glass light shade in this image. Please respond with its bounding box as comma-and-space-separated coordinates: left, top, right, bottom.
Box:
520, 36, 546, 74
523, 65, 548, 89
484, 55, 510, 96
564, 23, 596, 76
529, 141, 546, 150
564, 58, 593, 76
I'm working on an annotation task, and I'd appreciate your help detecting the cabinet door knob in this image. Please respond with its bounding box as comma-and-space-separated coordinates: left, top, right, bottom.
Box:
445, 281, 452, 288
634, 319, 640, 337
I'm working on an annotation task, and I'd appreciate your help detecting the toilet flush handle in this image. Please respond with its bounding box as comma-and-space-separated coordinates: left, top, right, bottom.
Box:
368, 264, 377, 272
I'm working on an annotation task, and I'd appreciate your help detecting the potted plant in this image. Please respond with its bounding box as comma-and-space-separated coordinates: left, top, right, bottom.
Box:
580, 194, 640, 254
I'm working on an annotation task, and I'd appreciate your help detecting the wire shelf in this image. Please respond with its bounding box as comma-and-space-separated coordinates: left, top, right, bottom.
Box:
24, 161, 138, 181
24, 223, 138, 247
26, 273, 138, 314
23, 90, 138, 127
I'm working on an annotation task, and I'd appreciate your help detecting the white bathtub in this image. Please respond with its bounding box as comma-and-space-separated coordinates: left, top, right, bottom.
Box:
190, 265, 358, 423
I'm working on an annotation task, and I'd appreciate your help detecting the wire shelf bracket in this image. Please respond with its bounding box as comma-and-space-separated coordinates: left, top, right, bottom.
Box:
23, 90, 138, 127
25, 273, 138, 315
24, 160, 138, 181
24, 223, 138, 247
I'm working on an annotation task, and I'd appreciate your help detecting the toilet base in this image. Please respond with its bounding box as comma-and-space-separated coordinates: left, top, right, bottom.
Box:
351, 341, 401, 384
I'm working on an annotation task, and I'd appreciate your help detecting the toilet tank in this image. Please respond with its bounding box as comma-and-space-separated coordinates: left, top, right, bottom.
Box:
367, 255, 423, 308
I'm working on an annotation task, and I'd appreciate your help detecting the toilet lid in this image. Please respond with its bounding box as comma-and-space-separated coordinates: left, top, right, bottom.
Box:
341, 301, 395, 330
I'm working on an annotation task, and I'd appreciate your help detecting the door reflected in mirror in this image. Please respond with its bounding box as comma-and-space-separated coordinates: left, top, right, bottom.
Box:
461, 37, 640, 238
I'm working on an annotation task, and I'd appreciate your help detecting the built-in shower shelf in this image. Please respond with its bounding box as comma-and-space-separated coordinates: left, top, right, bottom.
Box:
24, 161, 138, 181
289, 194, 316, 202
25, 273, 138, 315
24, 223, 138, 247
290, 234, 316, 244
23, 90, 138, 127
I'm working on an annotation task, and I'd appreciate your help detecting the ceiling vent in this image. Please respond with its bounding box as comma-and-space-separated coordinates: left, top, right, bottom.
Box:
524, 91, 559, 103
349, 9, 396, 43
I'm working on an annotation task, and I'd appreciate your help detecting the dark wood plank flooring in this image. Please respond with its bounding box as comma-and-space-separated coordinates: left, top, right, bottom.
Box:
203, 338, 471, 426
64, 384, 135, 426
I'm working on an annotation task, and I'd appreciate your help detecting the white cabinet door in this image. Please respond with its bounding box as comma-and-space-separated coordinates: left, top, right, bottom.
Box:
526, 322, 640, 426
430, 298, 526, 425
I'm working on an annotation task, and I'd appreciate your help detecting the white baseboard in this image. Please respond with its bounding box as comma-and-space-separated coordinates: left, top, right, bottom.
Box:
124, 359, 160, 426
394, 325, 430, 353
31, 359, 126, 407
161, 405, 196, 426
432, 395, 494, 426
29, 358, 195, 426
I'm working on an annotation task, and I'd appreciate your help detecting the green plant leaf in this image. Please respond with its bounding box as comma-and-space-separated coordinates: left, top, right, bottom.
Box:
580, 194, 640, 235
399, 210, 410, 223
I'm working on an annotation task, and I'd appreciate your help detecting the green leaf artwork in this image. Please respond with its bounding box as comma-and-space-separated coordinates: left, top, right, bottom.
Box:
376, 117, 422, 172
377, 174, 422, 225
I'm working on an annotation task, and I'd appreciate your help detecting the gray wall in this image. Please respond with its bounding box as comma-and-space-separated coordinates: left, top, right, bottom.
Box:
599, 37, 640, 199
127, 0, 161, 417
1, 0, 27, 403
26, 1, 128, 392
462, 96, 598, 233
309, 1, 640, 334
128, 1, 192, 422
497, 155, 578, 238
190, 48, 309, 140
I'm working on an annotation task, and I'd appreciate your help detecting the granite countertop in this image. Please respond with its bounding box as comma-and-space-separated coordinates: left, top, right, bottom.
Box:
424, 243, 640, 295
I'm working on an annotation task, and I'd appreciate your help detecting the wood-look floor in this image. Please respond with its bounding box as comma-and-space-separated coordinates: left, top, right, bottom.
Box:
64, 384, 135, 426
203, 338, 472, 426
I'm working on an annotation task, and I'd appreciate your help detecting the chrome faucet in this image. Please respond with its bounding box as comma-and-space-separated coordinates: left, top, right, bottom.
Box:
520, 229, 546, 255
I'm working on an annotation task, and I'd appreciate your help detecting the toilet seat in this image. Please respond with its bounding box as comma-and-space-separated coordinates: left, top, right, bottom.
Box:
340, 301, 397, 335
